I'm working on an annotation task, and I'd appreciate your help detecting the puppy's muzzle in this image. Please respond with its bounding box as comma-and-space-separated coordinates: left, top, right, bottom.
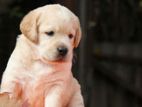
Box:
57, 46, 68, 57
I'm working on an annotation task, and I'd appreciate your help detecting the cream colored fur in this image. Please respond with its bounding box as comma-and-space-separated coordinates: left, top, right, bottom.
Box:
0, 4, 84, 107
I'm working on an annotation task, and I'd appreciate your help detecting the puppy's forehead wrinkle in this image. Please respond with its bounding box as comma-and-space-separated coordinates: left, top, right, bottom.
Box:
37, 5, 77, 24
38, 4, 75, 17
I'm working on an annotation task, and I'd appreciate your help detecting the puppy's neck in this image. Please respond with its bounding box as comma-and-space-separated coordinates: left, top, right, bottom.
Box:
43, 60, 72, 72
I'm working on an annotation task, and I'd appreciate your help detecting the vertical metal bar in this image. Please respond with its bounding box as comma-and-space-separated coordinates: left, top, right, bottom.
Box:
78, 0, 87, 82
78, 0, 88, 105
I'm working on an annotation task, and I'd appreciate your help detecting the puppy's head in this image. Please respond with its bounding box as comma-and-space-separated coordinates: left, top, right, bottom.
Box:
20, 4, 81, 62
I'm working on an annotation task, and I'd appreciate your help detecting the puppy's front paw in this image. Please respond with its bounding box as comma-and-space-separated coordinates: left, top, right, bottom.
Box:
0, 92, 29, 107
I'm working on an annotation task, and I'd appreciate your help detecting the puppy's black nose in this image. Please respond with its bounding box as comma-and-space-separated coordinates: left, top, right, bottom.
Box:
57, 46, 68, 56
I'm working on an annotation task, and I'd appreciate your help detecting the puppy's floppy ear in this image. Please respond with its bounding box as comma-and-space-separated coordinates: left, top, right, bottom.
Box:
74, 21, 82, 48
20, 10, 40, 43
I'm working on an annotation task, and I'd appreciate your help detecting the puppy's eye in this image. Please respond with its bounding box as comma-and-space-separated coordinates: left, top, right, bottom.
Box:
45, 31, 54, 36
68, 34, 74, 39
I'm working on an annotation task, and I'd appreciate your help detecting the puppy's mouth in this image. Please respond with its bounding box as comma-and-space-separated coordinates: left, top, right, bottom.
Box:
41, 52, 68, 64
56, 55, 67, 61
41, 56, 67, 65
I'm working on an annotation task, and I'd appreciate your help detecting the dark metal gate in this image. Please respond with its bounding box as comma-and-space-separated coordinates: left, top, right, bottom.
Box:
78, 0, 142, 107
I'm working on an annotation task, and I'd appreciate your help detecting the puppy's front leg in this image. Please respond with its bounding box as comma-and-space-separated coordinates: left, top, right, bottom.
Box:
68, 88, 84, 107
1, 81, 22, 98
44, 87, 63, 107
68, 79, 84, 107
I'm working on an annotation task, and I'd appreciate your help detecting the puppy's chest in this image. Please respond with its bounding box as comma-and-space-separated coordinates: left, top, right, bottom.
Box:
19, 62, 70, 95
21, 62, 57, 87
16, 62, 72, 106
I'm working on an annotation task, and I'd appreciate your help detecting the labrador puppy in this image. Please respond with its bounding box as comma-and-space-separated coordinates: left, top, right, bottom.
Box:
0, 4, 84, 107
